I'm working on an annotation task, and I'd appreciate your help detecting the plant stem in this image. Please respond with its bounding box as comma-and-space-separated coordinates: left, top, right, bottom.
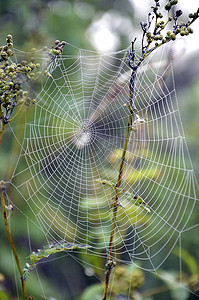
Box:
102, 111, 134, 300
0, 181, 28, 300
102, 41, 138, 299
0, 122, 6, 147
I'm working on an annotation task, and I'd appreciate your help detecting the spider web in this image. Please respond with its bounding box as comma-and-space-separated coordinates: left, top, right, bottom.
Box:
6, 42, 199, 292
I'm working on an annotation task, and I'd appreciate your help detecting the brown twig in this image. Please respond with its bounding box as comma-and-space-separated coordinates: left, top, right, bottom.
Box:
102, 38, 137, 300
0, 122, 6, 147
102, 113, 133, 300
0, 181, 28, 300
102, 40, 137, 298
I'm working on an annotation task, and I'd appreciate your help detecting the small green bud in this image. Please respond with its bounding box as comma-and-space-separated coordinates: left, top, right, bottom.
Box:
9, 82, 14, 87
29, 63, 36, 69
180, 31, 186, 36
170, 0, 178, 5
171, 33, 176, 40
157, 13, 163, 18
7, 42, 13, 49
1, 52, 8, 59
7, 49, 13, 56
3, 45, 8, 51
187, 27, 193, 33
146, 32, 152, 38
26, 66, 31, 72
6, 35, 12, 43
51, 49, 61, 56
165, 4, 171, 11
44, 70, 51, 77
6, 34, 12, 39
166, 30, 172, 37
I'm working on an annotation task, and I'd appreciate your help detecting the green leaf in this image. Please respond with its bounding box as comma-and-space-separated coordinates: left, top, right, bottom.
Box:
95, 178, 116, 188
0, 290, 9, 300
158, 270, 189, 300
122, 193, 151, 213
79, 283, 104, 300
173, 247, 199, 275
23, 241, 90, 280
96, 178, 151, 213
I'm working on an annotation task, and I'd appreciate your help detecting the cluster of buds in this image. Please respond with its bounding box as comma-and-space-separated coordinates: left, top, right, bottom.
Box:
164, 0, 178, 11
139, 0, 199, 54
0, 35, 41, 124
46, 40, 66, 61
0, 35, 13, 62
189, 9, 199, 21
0, 36, 66, 125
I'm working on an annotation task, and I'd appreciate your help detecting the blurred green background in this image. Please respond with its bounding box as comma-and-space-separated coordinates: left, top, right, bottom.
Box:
0, 0, 199, 299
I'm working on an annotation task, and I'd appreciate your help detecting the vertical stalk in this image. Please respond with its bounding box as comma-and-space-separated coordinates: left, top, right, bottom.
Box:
102, 114, 133, 300
0, 123, 6, 147
0, 181, 28, 300
102, 41, 138, 298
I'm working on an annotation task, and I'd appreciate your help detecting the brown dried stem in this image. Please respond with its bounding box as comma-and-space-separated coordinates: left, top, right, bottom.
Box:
0, 181, 28, 299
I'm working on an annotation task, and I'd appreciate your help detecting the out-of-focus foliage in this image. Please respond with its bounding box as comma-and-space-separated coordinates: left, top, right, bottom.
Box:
0, 1, 199, 300
0, 0, 134, 51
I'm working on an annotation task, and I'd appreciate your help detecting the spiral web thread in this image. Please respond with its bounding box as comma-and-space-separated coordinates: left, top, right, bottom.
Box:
7, 43, 199, 291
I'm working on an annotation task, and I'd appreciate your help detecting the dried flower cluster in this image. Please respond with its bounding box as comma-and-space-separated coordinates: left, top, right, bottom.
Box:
140, 0, 199, 56
0, 36, 66, 126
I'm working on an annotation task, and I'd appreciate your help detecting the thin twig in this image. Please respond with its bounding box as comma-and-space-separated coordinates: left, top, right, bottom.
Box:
0, 122, 6, 147
102, 40, 137, 299
0, 181, 28, 299
102, 113, 133, 300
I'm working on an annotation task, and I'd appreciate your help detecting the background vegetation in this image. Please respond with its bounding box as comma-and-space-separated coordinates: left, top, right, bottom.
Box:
0, 0, 199, 299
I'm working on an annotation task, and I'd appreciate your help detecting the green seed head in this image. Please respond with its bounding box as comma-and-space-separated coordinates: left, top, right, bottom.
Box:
171, 33, 176, 40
